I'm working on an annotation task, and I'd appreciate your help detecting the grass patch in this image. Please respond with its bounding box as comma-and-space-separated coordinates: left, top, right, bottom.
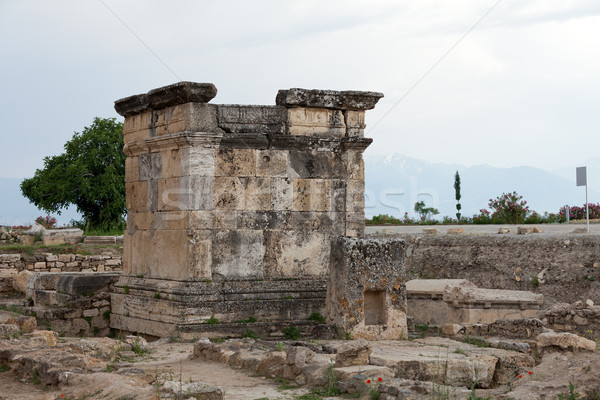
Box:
284, 325, 300, 340
275, 376, 299, 390
206, 316, 219, 325
307, 312, 325, 323
243, 329, 259, 340
0, 365, 10, 373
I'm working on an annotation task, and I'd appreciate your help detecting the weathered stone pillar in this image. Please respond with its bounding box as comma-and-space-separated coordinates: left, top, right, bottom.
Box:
110, 82, 383, 337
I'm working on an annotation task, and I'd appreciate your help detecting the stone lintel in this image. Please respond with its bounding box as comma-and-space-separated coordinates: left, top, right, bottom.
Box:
115, 82, 218, 117
123, 132, 223, 156
276, 88, 384, 110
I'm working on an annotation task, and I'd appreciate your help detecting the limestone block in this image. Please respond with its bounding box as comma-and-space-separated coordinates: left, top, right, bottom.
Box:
215, 148, 256, 177
517, 226, 535, 235
288, 150, 343, 179
132, 212, 154, 231
0, 323, 20, 336
287, 108, 345, 136
217, 104, 286, 134
423, 228, 438, 235
180, 146, 217, 177
45, 254, 58, 262
498, 227, 510, 234
29, 330, 59, 346
123, 111, 152, 136
256, 150, 287, 178
125, 156, 140, 182
123, 232, 132, 275
263, 230, 330, 278
327, 237, 407, 340
153, 211, 188, 230
537, 332, 596, 352
115, 82, 218, 117
180, 176, 213, 210
150, 229, 190, 280
293, 179, 332, 212
34, 261, 46, 269
343, 151, 364, 180
335, 339, 371, 367
138, 152, 162, 181
13, 270, 33, 294
212, 230, 264, 279
276, 88, 384, 110
346, 179, 365, 213
271, 178, 293, 211
126, 181, 149, 212
161, 149, 181, 179
447, 227, 464, 235
344, 110, 366, 137
213, 177, 246, 210
188, 231, 212, 279
0, 254, 20, 263
441, 323, 465, 336
245, 177, 272, 211
157, 177, 181, 211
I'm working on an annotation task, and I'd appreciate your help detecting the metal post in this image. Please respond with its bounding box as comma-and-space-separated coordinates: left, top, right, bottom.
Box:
586, 183, 590, 233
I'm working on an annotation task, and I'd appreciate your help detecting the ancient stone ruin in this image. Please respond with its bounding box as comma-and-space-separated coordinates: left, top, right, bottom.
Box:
110, 81, 407, 338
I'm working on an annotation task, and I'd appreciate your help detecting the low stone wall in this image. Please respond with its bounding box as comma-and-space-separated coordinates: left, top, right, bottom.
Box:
387, 234, 600, 306
0, 253, 123, 292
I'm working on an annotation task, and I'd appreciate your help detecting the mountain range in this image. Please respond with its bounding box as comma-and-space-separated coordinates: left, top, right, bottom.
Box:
364, 154, 600, 220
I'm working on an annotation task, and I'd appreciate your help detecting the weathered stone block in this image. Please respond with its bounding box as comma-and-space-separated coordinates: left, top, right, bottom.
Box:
327, 237, 407, 340
213, 177, 246, 210
212, 230, 264, 279
215, 148, 256, 177
287, 108, 345, 136
178, 175, 213, 210
276, 88, 384, 111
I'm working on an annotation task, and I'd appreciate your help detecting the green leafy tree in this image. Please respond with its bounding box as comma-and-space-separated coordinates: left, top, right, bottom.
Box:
21, 117, 125, 229
414, 200, 439, 221
454, 171, 462, 221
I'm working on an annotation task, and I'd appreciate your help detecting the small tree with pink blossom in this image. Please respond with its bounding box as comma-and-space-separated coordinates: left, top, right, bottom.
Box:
488, 191, 530, 224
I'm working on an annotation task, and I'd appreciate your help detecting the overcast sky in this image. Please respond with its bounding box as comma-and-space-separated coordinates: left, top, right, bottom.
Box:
1, 0, 599, 180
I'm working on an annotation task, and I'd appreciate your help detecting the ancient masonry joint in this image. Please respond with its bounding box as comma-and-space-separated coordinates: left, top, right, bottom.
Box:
111, 81, 407, 339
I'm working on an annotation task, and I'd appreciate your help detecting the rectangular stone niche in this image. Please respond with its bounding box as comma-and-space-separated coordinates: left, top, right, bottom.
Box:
110, 81, 383, 336
326, 236, 407, 340
364, 290, 387, 325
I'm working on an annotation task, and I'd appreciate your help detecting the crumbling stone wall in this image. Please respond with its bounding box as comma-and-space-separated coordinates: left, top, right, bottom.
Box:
111, 82, 383, 336
0, 254, 122, 292
398, 234, 600, 306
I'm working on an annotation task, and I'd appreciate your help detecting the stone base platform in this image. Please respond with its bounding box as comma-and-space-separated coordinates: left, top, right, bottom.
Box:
110, 276, 327, 337
407, 279, 543, 326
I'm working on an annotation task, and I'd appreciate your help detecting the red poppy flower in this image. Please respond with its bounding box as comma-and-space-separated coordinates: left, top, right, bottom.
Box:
378, 377, 382, 382
528, 371, 532, 375
518, 374, 522, 379
366, 379, 371, 383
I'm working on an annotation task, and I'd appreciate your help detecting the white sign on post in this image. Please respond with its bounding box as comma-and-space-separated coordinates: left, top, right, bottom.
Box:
576, 166, 589, 233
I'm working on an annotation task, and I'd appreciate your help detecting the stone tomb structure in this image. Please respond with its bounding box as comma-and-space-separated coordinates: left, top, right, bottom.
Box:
110, 81, 396, 337
406, 279, 544, 326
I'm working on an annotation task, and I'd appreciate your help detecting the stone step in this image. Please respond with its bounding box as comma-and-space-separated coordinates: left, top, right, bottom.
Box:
84, 236, 117, 244
369, 337, 534, 388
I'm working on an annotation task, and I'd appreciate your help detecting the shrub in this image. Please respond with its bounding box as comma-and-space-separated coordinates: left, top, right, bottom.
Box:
308, 312, 325, 323
35, 215, 57, 229
560, 203, 600, 220
488, 192, 530, 224
284, 325, 300, 340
